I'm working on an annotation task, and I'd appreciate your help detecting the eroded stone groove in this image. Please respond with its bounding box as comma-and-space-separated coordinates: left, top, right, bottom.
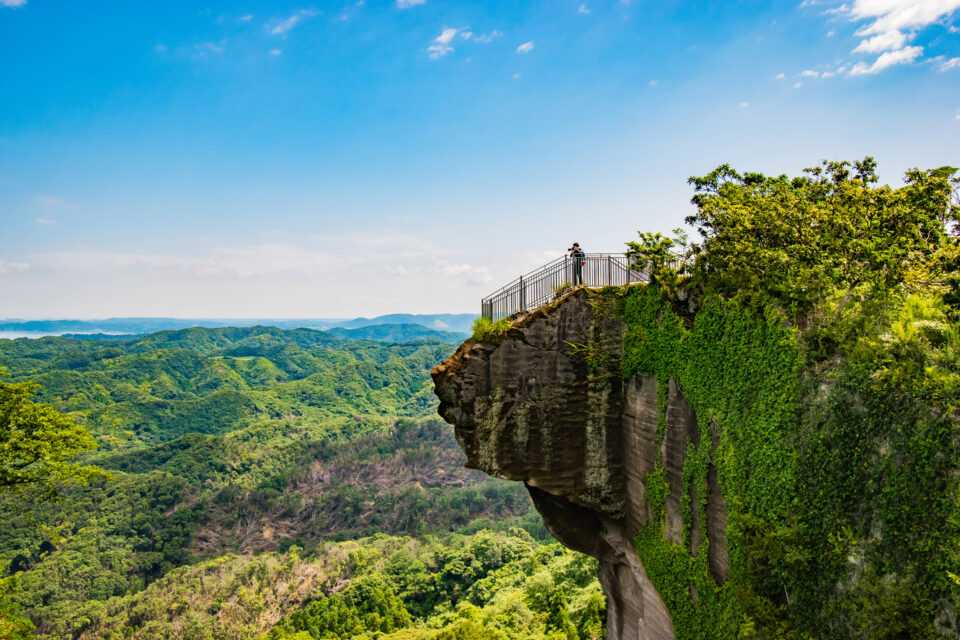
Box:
432, 289, 728, 640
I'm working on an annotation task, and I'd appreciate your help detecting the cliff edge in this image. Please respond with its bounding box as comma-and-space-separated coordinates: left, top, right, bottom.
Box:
432, 289, 727, 640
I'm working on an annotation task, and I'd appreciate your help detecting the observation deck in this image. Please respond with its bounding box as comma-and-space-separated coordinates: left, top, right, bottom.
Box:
480, 253, 648, 321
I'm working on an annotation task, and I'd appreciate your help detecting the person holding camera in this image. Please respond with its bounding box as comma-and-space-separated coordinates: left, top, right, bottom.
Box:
569, 242, 585, 286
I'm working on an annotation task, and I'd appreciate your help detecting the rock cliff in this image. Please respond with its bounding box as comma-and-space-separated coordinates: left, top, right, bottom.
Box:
432, 290, 728, 640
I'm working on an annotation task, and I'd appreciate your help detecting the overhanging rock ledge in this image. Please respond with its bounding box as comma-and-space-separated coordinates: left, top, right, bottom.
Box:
432, 289, 728, 640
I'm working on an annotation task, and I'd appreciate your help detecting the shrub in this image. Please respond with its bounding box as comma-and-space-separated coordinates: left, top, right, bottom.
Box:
471, 318, 512, 343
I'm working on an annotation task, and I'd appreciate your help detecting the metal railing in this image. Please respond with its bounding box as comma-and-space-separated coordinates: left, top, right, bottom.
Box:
481, 253, 649, 321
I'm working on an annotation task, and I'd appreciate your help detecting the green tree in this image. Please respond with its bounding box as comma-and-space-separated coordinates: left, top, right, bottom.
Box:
575, 591, 604, 640
544, 588, 577, 640
0, 568, 33, 640
625, 229, 688, 288
680, 158, 959, 314
0, 371, 107, 499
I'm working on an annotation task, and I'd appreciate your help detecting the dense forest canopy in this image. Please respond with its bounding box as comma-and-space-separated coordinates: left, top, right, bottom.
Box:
0, 326, 600, 639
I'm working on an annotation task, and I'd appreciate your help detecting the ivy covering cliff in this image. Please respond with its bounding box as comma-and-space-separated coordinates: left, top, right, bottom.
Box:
618, 158, 960, 638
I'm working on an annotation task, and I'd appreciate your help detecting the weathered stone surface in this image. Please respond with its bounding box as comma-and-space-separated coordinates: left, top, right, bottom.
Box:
706, 420, 729, 584
432, 289, 728, 640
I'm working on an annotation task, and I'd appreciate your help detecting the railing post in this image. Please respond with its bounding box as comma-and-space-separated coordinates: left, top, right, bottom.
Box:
607, 255, 612, 286
519, 275, 525, 312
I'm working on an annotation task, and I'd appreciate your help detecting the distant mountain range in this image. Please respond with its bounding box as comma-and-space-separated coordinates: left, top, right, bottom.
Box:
0, 313, 476, 337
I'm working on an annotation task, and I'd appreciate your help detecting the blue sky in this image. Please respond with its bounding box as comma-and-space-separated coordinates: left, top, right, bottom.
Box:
1, 0, 959, 318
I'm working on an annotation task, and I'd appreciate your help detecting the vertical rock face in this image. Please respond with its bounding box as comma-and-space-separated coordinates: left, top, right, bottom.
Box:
432, 290, 728, 640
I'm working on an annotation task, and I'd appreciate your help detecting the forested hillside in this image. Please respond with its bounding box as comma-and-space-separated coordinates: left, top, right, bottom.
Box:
0, 326, 596, 639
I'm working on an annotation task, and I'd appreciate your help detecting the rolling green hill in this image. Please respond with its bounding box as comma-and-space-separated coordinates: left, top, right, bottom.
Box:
0, 326, 591, 640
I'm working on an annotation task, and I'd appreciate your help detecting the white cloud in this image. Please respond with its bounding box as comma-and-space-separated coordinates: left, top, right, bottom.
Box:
794, 81, 804, 88
739, 101, 750, 107
956, 108, 960, 119
0, 260, 29, 274
240, 14, 253, 21
800, 69, 821, 77
34, 218, 55, 225
849, 45, 923, 74
648, 79, 659, 85
270, 10, 315, 35
269, 49, 283, 56
775, 72, 786, 79
428, 27, 457, 59
435, 28, 457, 44
941, 56, 960, 69
397, 0, 425, 7
0, 0, 26, 7
803, 1, 960, 78
842, 0, 960, 70
516, 41, 535, 54
853, 29, 908, 52
849, 0, 960, 40
513, 72, 522, 80
579, 4, 590, 13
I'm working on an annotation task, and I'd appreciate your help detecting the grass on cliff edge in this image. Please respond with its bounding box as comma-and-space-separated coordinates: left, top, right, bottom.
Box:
472, 318, 512, 343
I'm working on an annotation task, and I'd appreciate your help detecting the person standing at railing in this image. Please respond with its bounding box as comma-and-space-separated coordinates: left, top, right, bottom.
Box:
568, 242, 585, 286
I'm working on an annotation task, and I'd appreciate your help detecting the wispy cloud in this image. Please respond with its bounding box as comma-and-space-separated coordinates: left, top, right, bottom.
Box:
34, 218, 56, 225
941, 56, 960, 69
739, 101, 750, 107
26, 234, 488, 288
34, 195, 75, 210
193, 41, 225, 57
578, 4, 590, 14
800, 69, 820, 77
850, 45, 923, 74
0, 0, 27, 7
397, 0, 425, 7
270, 49, 283, 56
240, 14, 253, 22
269, 10, 316, 36
428, 27, 458, 59
463, 30, 502, 43
0, 260, 29, 274
516, 41, 535, 54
